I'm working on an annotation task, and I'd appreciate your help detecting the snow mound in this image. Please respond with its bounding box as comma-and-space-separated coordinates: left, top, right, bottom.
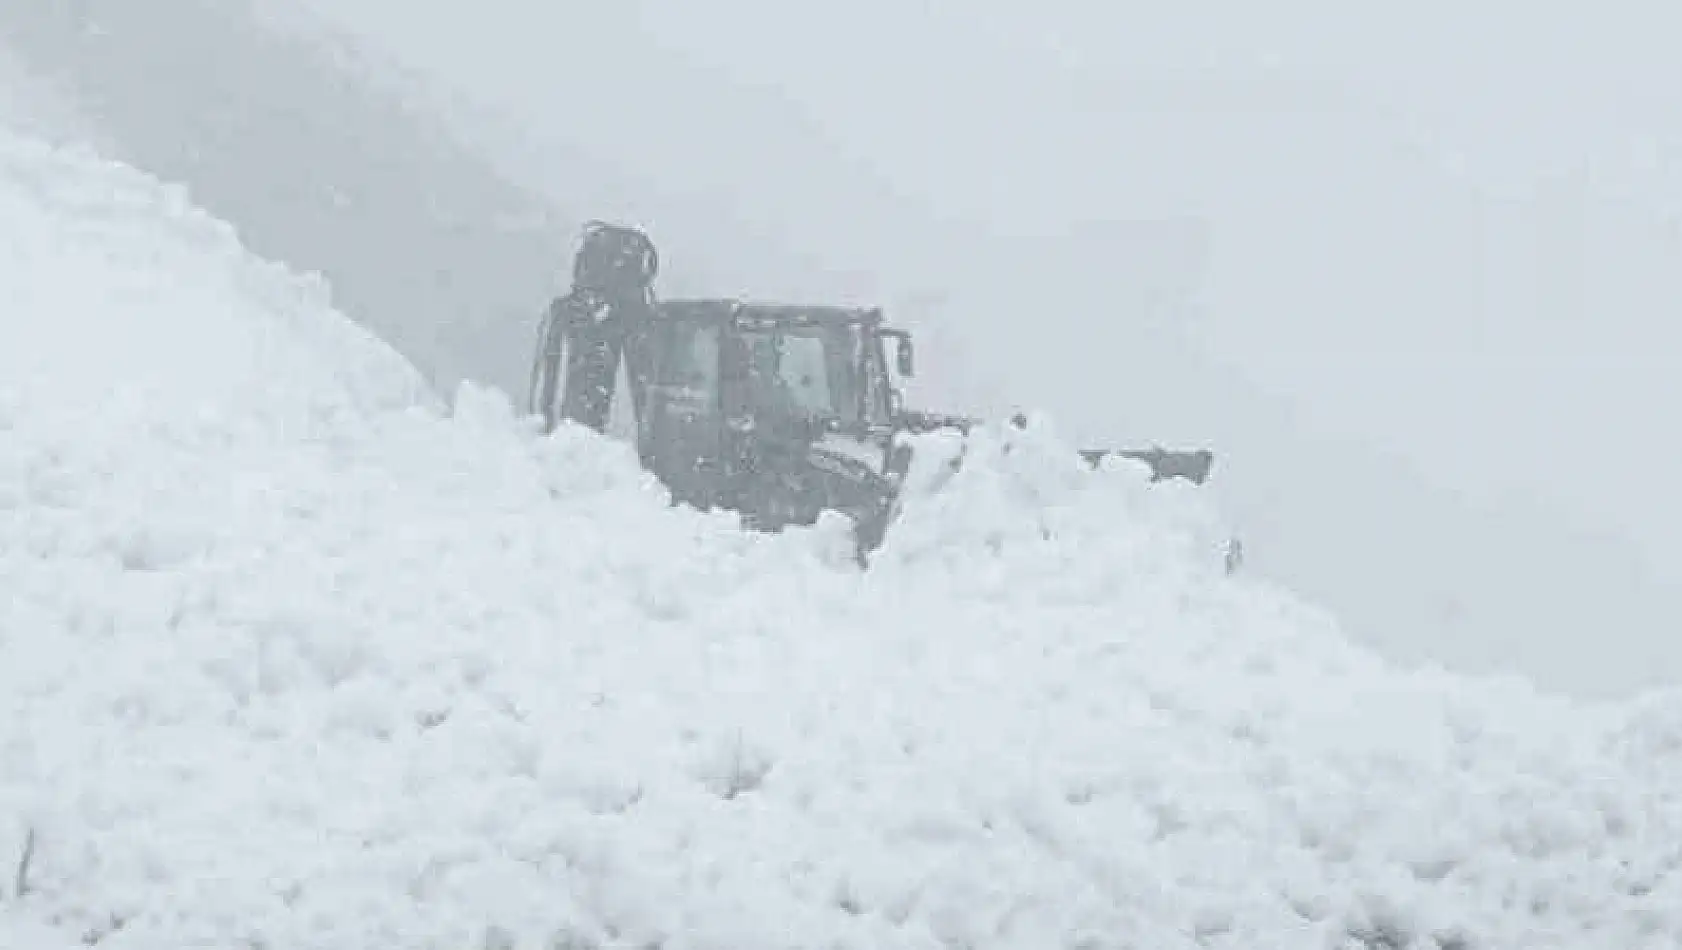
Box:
3, 124, 1682, 950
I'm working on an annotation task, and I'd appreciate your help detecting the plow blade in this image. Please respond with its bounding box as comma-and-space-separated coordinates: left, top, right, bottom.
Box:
897, 410, 1216, 486
1077, 447, 1214, 485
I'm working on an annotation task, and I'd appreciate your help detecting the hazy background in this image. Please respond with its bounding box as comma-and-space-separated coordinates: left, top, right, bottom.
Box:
5, 1, 1678, 698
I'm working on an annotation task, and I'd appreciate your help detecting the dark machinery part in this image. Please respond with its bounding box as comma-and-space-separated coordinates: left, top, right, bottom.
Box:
898, 410, 1216, 485
528, 222, 1221, 563
1081, 447, 1213, 484
529, 221, 659, 434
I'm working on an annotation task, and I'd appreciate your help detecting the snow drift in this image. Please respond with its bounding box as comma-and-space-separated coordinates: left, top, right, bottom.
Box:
2, 125, 1682, 950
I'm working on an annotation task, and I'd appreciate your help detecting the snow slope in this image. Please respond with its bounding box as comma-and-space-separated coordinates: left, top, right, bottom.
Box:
5, 124, 1682, 950
0, 0, 570, 400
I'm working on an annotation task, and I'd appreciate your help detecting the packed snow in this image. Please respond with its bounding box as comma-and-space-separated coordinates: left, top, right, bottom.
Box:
3, 124, 1682, 950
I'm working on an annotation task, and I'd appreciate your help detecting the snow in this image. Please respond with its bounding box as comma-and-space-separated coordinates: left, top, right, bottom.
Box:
3, 121, 1682, 950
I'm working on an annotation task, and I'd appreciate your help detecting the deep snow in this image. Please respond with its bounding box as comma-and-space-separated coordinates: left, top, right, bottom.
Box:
4, 122, 1682, 950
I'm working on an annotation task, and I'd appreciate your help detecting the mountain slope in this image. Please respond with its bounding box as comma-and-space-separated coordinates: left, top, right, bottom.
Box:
4, 119, 1682, 950
0, 0, 572, 398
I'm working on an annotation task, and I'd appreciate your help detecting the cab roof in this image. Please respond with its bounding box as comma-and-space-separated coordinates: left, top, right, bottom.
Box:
656, 298, 884, 328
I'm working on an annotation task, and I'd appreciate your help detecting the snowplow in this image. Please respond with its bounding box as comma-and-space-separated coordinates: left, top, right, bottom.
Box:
528, 221, 1219, 563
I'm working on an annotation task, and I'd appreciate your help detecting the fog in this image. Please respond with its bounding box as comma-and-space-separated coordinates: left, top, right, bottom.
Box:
6, 1, 1678, 697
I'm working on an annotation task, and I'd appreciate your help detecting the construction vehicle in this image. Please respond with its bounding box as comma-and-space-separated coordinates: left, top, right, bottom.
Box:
528, 221, 1217, 564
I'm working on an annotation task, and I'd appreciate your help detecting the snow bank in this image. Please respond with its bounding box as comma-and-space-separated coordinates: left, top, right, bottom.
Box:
3, 123, 1682, 950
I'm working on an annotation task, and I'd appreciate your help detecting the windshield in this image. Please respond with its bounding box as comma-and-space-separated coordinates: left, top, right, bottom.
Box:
652, 321, 720, 409
739, 324, 860, 423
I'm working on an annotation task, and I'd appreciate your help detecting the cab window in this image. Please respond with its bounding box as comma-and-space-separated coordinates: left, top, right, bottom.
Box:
654, 322, 720, 406
775, 332, 835, 417
861, 330, 893, 425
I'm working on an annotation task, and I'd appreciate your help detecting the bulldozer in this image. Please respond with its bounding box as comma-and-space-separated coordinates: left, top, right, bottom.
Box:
527, 221, 1218, 564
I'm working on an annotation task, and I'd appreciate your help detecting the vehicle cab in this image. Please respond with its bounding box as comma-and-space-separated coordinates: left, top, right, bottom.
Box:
635, 300, 915, 532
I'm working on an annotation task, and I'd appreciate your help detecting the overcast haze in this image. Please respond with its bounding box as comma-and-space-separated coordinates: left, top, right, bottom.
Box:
6, 0, 1679, 697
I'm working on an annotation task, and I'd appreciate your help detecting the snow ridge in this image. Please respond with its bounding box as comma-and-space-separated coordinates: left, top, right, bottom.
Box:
2, 123, 1682, 950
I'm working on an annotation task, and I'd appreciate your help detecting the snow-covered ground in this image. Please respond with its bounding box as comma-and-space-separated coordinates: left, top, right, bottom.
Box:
5, 119, 1682, 950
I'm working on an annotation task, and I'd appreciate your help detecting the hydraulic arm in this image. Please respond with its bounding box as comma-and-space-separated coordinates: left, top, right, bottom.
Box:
528, 221, 660, 434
